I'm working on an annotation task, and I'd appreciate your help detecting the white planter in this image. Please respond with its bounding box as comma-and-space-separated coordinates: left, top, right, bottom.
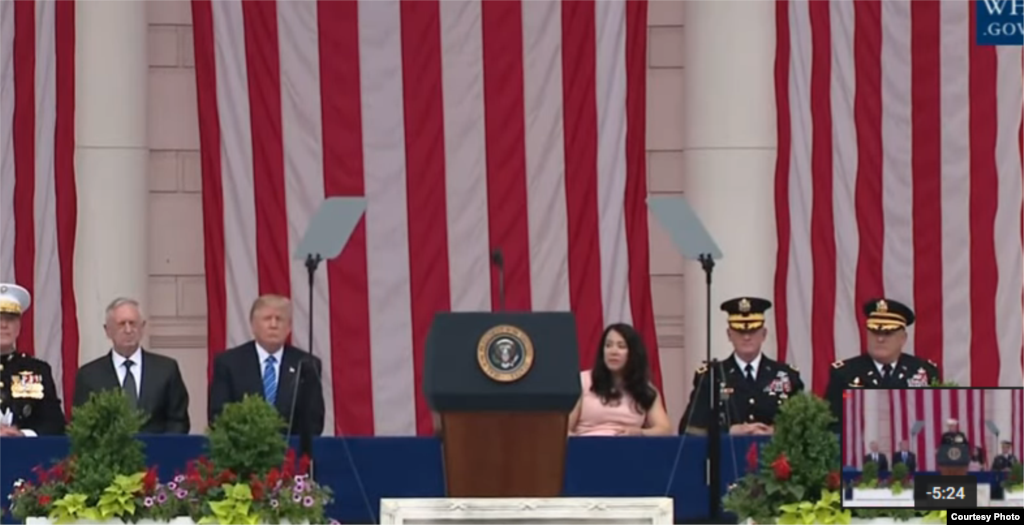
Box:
849, 488, 914, 508
850, 520, 925, 524
1005, 489, 1023, 506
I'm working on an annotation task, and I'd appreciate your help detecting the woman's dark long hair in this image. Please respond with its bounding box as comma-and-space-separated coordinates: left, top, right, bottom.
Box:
589, 323, 657, 412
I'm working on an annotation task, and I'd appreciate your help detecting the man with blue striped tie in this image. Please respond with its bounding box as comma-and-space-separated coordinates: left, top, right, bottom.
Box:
207, 294, 325, 436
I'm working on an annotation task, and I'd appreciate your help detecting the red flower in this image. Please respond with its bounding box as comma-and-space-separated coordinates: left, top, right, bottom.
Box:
38, 495, 51, 506
142, 466, 159, 493
771, 454, 791, 480
745, 443, 759, 472
299, 454, 311, 475
266, 467, 281, 489
282, 449, 296, 479
217, 469, 237, 484
31, 466, 49, 484
826, 471, 841, 490
250, 475, 265, 500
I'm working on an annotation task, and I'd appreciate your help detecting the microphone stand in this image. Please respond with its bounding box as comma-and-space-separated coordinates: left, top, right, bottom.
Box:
491, 249, 505, 311
304, 253, 322, 358
699, 253, 726, 522
300, 253, 322, 478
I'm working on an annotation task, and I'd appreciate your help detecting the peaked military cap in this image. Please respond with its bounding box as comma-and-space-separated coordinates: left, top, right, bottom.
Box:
0, 283, 31, 316
721, 297, 772, 332
863, 298, 914, 332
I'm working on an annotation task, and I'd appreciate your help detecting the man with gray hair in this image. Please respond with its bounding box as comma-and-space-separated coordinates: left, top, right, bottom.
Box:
72, 297, 191, 433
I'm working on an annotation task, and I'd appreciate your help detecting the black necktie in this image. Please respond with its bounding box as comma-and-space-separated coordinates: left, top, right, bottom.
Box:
882, 364, 893, 384
744, 364, 755, 382
122, 361, 138, 407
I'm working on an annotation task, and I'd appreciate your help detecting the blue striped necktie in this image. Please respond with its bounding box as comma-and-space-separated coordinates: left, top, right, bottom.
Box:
263, 355, 278, 405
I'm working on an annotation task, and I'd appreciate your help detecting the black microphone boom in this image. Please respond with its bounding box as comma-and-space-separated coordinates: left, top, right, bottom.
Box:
491, 248, 505, 311
285, 357, 319, 478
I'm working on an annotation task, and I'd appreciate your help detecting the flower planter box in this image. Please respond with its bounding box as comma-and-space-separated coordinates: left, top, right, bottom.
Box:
1005, 489, 1023, 505
849, 488, 914, 508
25, 520, 310, 525
747, 519, 927, 524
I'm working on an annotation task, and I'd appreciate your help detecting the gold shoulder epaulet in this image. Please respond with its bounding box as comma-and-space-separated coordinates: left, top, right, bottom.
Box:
927, 359, 938, 368
696, 365, 708, 375
831, 360, 845, 369
789, 364, 799, 372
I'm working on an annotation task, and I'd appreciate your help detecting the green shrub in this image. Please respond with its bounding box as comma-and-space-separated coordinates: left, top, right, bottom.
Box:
206, 394, 288, 479
66, 389, 147, 500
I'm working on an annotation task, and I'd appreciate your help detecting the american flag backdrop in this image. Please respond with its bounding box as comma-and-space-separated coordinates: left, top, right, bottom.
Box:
1014, 388, 1024, 461
842, 389, 866, 467
889, 388, 993, 471
773, 0, 1024, 394
0, 0, 78, 412
191, 0, 658, 437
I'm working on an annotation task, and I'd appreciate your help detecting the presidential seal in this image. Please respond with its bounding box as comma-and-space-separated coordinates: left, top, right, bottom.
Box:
477, 324, 534, 382
947, 446, 962, 461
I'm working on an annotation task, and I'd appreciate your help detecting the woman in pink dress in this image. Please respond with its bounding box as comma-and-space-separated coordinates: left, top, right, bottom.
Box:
568, 323, 672, 436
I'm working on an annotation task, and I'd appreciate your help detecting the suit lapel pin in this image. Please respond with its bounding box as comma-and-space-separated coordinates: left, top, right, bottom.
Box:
289, 367, 296, 373
899, 373, 904, 379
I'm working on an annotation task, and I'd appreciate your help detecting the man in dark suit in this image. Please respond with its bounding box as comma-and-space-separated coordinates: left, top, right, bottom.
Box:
0, 283, 66, 437
863, 441, 889, 471
824, 298, 941, 430
992, 440, 1019, 471
72, 298, 190, 434
208, 294, 325, 436
679, 297, 804, 436
892, 440, 917, 472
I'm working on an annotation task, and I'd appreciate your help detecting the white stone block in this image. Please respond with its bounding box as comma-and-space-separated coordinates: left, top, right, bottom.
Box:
379, 497, 673, 525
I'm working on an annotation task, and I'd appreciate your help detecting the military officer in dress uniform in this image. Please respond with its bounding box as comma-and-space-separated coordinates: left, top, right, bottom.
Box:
824, 298, 941, 431
940, 418, 969, 447
991, 440, 1018, 471
0, 283, 66, 437
679, 297, 804, 436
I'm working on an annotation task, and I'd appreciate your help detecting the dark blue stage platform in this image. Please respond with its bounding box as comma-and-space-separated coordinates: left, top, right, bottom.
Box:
0, 435, 1009, 523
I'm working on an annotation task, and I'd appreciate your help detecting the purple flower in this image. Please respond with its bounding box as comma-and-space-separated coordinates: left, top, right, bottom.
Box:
174, 474, 185, 483
293, 475, 305, 484
270, 499, 280, 508
167, 482, 178, 491
330, 520, 341, 525
156, 492, 168, 504
295, 481, 305, 493
292, 492, 303, 503
303, 496, 315, 507
143, 497, 154, 507
175, 489, 188, 500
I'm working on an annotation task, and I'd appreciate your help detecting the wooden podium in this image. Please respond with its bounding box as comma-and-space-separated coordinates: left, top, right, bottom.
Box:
423, 312, 581, 498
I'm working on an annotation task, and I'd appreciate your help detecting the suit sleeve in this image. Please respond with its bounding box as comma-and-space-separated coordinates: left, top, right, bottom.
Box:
790, 368, 805, 393
71, 367, 90, 410
303, 356, 326, 436
29, 361, 66, 436
207, 354, 231, 427
678, 370, 709, 435
166, 360, 191, 434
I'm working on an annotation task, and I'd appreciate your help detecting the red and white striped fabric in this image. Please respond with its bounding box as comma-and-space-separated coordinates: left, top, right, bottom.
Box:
0, 0, 78, 412
842, 389, 866, 467
191, 0, 658, 436
774, 0, 1024, 395
1014, 388, 1024, 461
889, 389, 986, 471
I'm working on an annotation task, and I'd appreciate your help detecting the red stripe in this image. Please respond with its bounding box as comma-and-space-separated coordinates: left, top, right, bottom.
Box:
773, 0, 792, 366
318, 0, 374, 436
12, 0, 35, 355
561, 0, 605, 368
400, 0, 449, 437
967, 2, 1001, 387
807, 0, 836, 396
241, 1, 290, 300
909, 1, 943, 370
54, 0, 78, 413
852, 0, 884, 356
924, 390, 936, 469
481, 0, 532, 313
192, 0, 227, 377
623, 0, 660, 388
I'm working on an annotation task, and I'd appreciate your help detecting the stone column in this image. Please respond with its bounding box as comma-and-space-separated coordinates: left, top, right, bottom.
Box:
679, 0, 778, 379
992, 389, 1012, 452
74, 1, 149, 363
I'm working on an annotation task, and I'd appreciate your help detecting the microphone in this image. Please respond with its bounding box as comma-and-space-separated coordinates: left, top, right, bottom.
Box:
491, 248, 505, 311
284, 351, 378, 523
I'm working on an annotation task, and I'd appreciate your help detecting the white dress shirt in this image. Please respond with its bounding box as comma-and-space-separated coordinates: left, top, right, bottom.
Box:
111, 347, 143, 397
734, 353, 763, 378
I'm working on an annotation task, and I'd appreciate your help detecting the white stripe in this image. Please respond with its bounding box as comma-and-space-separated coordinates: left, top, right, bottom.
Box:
211, 0, 258, 348
0, 0, 14, 282
828, 0, 860, 362
972, 390, 983, 451
958, 388, 970, 446
939, 0, 973, 386
784, 0, 815, 385
921, 391, 935, 470
33, 0, 61, 393
879, 0, 915, 355
595, 0, 631, 327
855, 392, 863, 468
359, 0, 416, 437
994, 45, 1024, 389
892, 391, 904, 458
522, 0, 569, 313
844, 393, 853, 465
440, 0, 492, 313
277, 0, 335, 437
906, 391, 919, 463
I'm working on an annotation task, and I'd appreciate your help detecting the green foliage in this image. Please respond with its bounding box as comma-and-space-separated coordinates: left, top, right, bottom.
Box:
1003, 461, 1023, 492
929, 377, 959, 387
94, 472, 144, 520
198, 483, 260, 525
777, 490, 850, 525
858, 461, 880, 488
921, 510, 948, 524
207, 394, 288, 479
47, 493, 99, 523
66, 389, 147, 500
